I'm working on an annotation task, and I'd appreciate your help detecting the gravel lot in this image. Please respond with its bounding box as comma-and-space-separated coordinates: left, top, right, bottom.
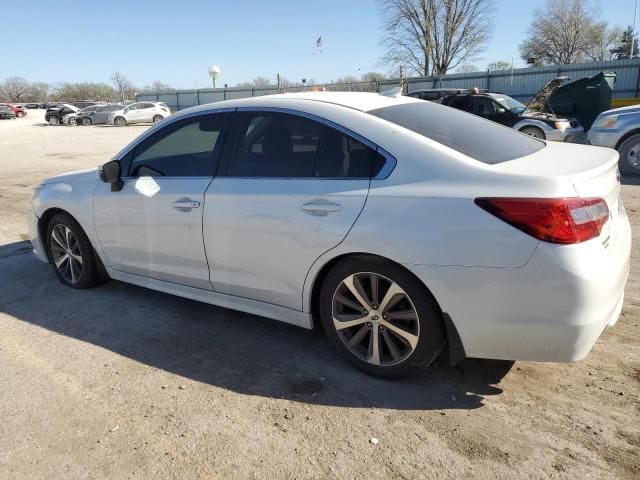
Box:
0, 110, 639, 479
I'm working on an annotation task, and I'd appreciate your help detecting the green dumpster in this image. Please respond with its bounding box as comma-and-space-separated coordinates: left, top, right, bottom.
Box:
548, 72, 616, 131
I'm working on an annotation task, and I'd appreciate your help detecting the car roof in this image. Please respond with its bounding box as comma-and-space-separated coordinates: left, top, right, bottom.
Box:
172, 92, 421, 119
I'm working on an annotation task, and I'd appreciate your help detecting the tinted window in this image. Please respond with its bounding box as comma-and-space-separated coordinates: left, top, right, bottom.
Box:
141, 103, 154, 109
448, 95, 472, 111
222, 112, 382, 178
368, 101, 545, 165
129, 114, 227, 177
473, 97, 500, 115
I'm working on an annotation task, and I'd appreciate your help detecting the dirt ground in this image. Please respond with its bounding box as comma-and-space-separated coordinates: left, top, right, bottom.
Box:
0, 110, 638, 480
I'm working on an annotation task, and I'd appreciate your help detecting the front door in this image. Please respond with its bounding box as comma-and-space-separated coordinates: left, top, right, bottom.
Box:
94, 112, 230, 289
203, 111, 381, 310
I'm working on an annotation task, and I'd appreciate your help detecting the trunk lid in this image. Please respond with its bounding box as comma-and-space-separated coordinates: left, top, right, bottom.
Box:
496, 142, 621, 247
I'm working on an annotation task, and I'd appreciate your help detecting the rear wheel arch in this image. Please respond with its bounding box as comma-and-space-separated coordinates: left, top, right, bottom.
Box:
614, 128, 640, 150
310, 252, 445, 326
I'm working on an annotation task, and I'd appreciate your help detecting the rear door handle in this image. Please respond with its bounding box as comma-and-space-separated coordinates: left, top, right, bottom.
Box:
301, 201, 342, 216
172, 200, 200, 210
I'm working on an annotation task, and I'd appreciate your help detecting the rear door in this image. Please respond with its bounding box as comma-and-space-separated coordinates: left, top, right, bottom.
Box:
203, 111, 383, 310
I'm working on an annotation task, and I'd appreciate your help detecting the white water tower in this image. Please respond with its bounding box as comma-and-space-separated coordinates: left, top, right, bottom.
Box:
208, 65, 222, 88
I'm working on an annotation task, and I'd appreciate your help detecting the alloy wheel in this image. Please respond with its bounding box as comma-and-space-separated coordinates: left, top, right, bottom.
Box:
626, 141, 640, 172
50, 224, 83, 284
331, 272, 420, 366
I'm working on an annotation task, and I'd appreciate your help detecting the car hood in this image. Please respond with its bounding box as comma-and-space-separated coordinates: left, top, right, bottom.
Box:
599, 104, 640, 116
41, 168, 97, 185
523, 76, 570, 116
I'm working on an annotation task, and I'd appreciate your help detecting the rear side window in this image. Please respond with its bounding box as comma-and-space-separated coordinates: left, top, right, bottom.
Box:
368, 101, 544, 164
129, 113, 228, 177
221, 112, 384, 178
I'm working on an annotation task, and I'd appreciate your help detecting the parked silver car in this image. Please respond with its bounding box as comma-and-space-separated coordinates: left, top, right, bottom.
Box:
107, 102, 171, 126
588, 104, 640, 176
77, 104, 125, 126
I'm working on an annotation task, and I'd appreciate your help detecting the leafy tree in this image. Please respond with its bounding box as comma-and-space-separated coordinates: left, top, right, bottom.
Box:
380, 0, 495, 76
611, 26, 639, 59
487, 60, 512, 71
456, 64, 479, 73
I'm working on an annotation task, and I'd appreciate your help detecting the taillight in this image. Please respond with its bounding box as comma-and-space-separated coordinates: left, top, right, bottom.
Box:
475, 197, 609, 244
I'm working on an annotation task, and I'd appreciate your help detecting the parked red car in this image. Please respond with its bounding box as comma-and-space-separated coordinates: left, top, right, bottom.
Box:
0, 104, 27, 118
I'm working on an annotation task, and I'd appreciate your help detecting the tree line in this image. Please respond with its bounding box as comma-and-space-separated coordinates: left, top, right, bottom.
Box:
0, 71, 176, 103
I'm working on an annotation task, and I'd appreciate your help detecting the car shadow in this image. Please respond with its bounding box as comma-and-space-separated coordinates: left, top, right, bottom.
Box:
0, 240, 513, 411
621, 174, 640, 186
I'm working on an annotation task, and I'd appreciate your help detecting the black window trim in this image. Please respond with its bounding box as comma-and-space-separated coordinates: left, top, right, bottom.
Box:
120, 111, 232, 179
114, 106, 396, 180
219, 106, 395, 180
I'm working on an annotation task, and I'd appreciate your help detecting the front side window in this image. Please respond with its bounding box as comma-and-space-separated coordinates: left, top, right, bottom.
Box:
128, 113, 228, 177
221, 112, 383, 178
473, 97, 500, 116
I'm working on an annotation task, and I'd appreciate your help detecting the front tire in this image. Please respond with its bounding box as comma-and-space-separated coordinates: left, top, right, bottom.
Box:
46, 213, 102, 289
319, 256, 446, 378
16, 111, 24, 118
617, 134, 640, 176
520, 126, 545, 140
114, 116, 126, 127
81, 117, 92, 126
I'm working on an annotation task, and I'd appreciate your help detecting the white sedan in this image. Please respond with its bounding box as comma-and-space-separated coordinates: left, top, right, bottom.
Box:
28, 92, 631, 377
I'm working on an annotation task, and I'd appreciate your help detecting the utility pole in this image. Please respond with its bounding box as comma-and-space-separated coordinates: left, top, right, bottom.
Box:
277, 73, 282, 93
633, 0, 639, 59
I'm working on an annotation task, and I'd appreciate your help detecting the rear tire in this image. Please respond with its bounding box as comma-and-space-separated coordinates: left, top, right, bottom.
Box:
114, 116, 126, 127
46, 213, 103, 289
152, 115, 163, 124
16, 111, 24, 118
520, 126, 545, 140
617, 134, 640, 176
318, 256, 446, 378
69, 116, 77, 126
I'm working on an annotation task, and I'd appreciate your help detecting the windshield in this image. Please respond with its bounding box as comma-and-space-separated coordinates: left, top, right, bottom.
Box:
368, 101, 544, 164
493, 95, 525, 115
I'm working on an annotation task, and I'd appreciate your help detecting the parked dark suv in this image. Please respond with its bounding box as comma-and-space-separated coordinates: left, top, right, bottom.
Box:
439, 78, 585, 142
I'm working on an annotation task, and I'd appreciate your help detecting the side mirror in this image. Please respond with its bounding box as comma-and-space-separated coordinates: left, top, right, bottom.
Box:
497, 107, 507, 114
98, 160, 124, 192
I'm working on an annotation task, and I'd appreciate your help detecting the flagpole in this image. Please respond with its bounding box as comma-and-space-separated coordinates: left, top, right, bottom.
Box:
632, 0, 639, 58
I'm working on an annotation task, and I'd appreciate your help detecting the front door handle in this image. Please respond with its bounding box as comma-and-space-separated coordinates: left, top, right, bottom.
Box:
301, 201, 342, 216
172, 199, 200, 210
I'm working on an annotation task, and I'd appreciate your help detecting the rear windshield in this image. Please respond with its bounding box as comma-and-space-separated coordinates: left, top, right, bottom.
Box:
368, 101, 545, 164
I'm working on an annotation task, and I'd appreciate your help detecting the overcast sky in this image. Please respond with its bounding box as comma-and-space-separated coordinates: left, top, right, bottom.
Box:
3, 0, 635, 88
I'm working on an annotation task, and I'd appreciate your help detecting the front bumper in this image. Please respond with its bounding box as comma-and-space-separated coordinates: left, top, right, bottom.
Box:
27, 207, 48, 263
546, 126, 586, 143
406, 201, 632, 362
587, 128, 626, 149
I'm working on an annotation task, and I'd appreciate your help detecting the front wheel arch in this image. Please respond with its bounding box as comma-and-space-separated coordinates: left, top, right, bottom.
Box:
37, 207, 108, 280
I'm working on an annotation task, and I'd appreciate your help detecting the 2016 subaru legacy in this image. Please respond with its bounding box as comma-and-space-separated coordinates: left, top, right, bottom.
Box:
28, 92, 631, 377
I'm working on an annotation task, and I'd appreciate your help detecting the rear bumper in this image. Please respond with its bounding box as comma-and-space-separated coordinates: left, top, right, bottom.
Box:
406, 202, 632, 362
546, 126, 585, 143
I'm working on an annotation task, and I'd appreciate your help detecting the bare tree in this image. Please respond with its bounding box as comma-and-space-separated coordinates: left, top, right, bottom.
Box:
149, 80, 175, 92
361, 71, 386, 82
0, 77, 32, 101
585, 25, 622, 61
111, 71, 133, 102
380, 0, 495, 76
519, 0, 604, 65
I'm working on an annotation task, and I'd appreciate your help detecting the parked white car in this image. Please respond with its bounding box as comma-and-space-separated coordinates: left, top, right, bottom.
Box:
107, 102, 170, 126
28, 92, 631, 377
